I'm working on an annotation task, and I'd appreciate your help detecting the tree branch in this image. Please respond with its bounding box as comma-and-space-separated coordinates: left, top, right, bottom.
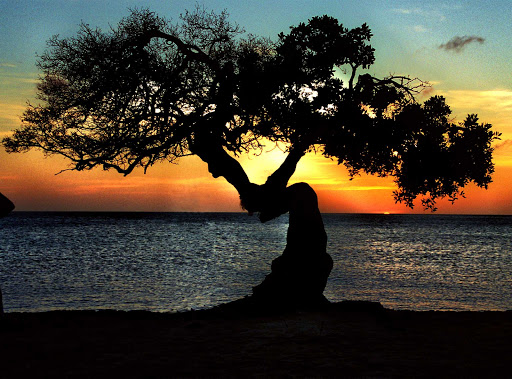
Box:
348, 64, 357, 90
190, 134, 251, 194
264, 146, 306, 190
139, 29, 221, 73
370, 75, 431, 103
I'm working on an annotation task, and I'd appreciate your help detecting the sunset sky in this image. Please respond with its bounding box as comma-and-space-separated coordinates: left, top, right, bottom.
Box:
1, 0, 511, 214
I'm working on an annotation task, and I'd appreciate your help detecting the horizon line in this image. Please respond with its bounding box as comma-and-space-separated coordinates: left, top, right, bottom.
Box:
7, 210, 512, 216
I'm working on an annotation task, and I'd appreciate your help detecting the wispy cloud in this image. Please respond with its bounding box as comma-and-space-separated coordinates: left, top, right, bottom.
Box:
0, 175, 18, 181
493, 140, 512, 166
330, 185, 395, 192
413, 25, 428, 33
393, 8, 422, 15
439, 35, 485, 53
0, 62, 17, 68
0, 131, 15, 138
0, 75, 38, 85
392, 7, 446, 21
434, 88, 512, 149
0, 102, 26, 131
438, 89, 512, 113
494, 139, 512, 152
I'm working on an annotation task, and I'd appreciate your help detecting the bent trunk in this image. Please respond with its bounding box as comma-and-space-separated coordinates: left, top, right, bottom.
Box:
192, 140, 332, 309
252, 182, 333, 308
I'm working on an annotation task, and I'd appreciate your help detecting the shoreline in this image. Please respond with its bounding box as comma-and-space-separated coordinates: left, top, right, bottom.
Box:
2, 301, 511, 377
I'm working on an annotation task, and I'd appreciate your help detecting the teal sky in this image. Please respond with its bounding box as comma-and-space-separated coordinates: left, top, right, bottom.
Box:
2, 0, 511, 112
1, 0, 512, 213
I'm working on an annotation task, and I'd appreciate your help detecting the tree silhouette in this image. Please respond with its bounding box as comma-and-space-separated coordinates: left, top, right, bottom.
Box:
2, 7, 500, 308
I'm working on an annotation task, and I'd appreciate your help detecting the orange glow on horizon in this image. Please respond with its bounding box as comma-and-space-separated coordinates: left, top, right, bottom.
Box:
2, 144, 511, 214
2, 64, 511, 215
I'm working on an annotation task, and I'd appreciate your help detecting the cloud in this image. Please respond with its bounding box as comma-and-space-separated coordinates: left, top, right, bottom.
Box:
0, 102, 27, 131
0, 131, 15, 138
392, 7, 446, 21
393, 8, 421, 15
494, 139, 512, 152
493, 140, 512, 167
413, 25, 428, 33
433, 89, 512, 150
439, 35, 485, 52
330, 185, 395, 192
0, 62, 17, 68
438, 89, 512, 113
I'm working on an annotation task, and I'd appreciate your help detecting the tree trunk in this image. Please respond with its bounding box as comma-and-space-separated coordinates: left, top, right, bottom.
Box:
252, 182, 333, 309
191, 141, 332, 309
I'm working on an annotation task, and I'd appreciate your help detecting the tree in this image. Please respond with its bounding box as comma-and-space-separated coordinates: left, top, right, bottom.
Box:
2, 7, 500, 308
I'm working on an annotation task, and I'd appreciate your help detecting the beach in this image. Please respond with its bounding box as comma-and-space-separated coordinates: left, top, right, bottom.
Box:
2, 301, 511, 377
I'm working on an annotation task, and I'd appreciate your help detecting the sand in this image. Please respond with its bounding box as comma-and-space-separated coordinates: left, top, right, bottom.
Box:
1, 301, 511, 377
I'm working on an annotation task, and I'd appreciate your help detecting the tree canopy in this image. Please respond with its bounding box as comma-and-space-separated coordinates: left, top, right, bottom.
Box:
2, 6, 500, 212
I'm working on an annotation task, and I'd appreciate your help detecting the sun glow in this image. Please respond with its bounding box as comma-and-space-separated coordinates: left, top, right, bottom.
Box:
2, 129, 512, 214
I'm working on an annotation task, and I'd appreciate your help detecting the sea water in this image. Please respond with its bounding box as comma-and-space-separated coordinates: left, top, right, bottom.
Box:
0, 212, 511, 312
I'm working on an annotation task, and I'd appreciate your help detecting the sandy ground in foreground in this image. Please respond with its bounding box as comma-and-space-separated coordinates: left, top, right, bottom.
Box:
1, 302, 511, 378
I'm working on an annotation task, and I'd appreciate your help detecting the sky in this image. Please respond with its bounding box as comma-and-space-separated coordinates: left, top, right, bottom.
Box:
1, 0, 511, 214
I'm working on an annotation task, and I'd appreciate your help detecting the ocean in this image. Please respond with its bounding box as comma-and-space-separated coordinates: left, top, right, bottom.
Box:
1, 212, 511, 312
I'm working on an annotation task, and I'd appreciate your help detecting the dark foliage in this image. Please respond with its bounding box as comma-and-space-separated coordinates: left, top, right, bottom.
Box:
2, 7, 500, 210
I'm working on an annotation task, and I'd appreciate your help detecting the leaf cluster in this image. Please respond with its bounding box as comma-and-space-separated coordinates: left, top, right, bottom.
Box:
323, 95, 499, 210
